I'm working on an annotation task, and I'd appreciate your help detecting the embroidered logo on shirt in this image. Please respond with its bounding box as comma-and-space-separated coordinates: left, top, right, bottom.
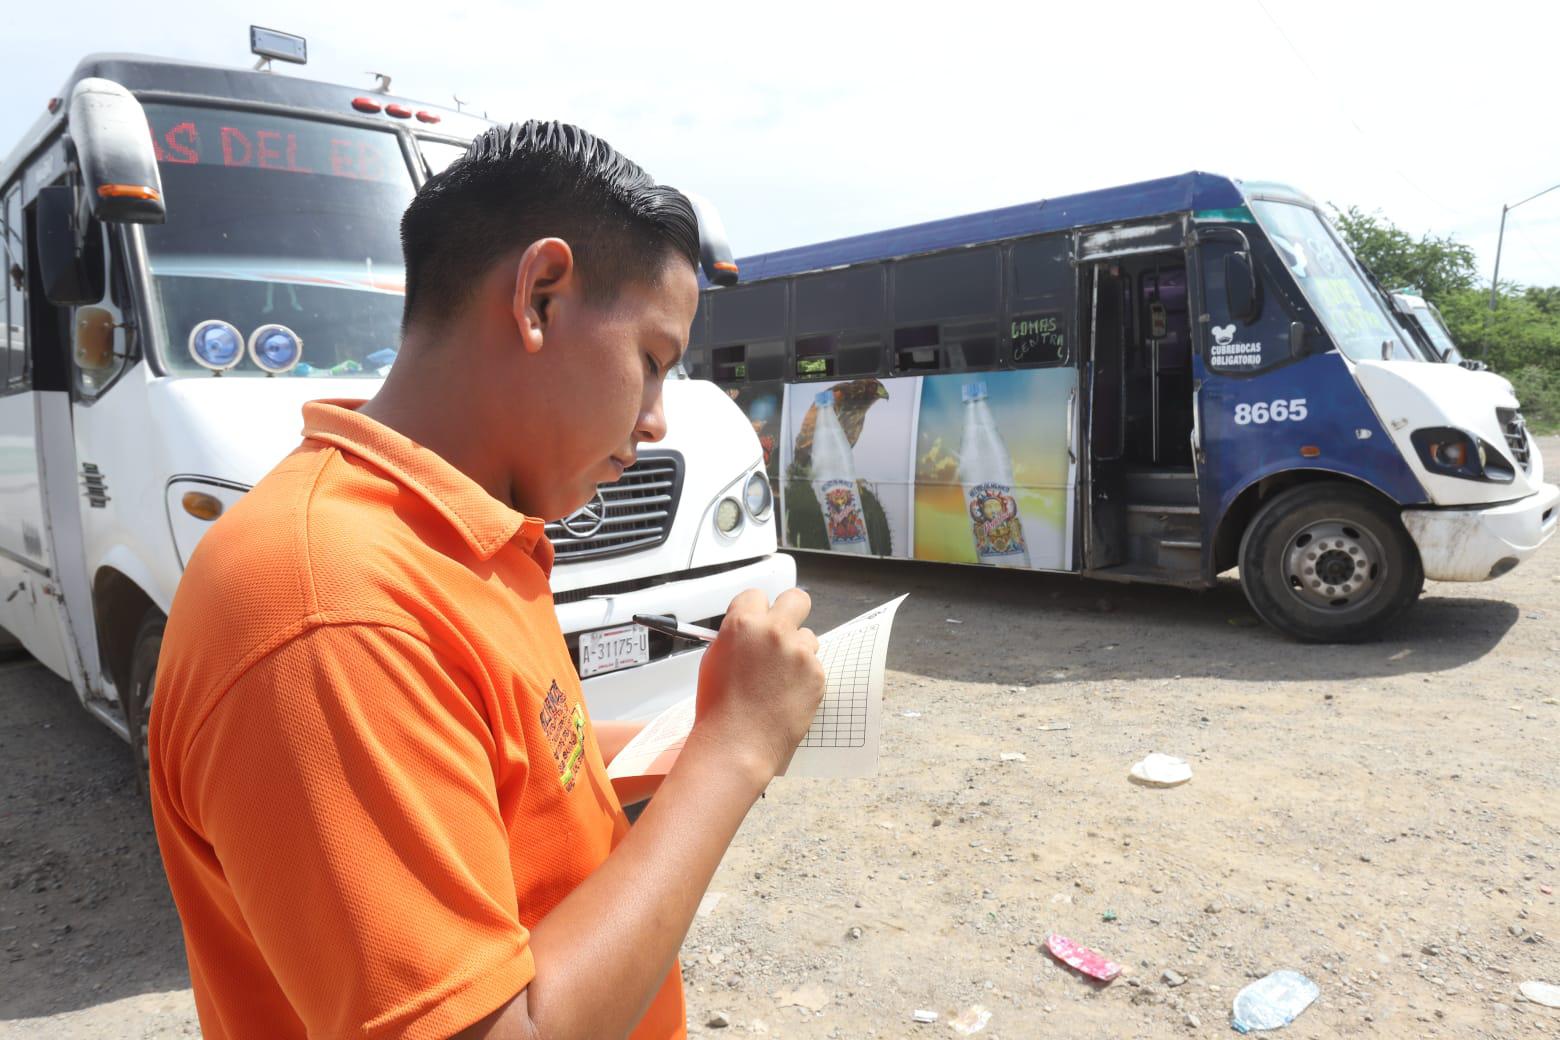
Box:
539, 680, 586, 791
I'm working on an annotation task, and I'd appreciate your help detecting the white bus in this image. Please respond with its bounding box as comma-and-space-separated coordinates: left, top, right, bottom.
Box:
0, 42, 791, 772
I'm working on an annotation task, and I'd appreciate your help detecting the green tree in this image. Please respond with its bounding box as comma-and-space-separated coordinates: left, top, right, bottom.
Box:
1330, 206, 1479, 300
1330, 206, 1560, 429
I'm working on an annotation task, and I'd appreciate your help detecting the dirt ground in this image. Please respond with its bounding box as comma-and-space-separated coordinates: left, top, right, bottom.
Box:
3, 442, 1558, 1039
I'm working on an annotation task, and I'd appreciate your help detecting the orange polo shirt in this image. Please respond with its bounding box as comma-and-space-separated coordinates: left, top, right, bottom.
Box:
148, 400, 685, 1039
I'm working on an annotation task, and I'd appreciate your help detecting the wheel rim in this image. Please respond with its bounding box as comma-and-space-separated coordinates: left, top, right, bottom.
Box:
1282, 518, 1388, 612
135, 669, 154, 772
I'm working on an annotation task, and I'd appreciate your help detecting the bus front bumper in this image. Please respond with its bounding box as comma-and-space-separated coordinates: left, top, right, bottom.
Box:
1402, 482, 1560, 582
559, 552, 797, 723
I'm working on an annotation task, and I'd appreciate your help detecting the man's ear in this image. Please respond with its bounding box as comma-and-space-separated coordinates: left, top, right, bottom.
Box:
511, 238, 576, 355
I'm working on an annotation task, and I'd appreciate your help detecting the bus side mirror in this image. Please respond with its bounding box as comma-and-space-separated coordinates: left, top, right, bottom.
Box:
684, 191, 739, 288
36, 186, 106, 305
1224, 251, 1259, 323
68, 78, 166, 224
74, 307, 119, 371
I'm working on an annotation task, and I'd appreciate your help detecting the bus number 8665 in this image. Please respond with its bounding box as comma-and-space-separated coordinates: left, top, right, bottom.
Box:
1233, 399, 1308, 425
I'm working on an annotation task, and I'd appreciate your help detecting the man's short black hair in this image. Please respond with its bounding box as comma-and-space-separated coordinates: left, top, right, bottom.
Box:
400, 120, 700, 330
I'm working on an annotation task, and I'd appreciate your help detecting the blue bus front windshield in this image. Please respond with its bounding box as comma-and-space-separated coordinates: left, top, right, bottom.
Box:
1248, 200, 1413, 362
141, 104, 415, 378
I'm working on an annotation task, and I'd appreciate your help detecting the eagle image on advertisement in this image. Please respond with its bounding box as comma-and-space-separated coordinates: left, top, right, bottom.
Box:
783, 379, 893, 554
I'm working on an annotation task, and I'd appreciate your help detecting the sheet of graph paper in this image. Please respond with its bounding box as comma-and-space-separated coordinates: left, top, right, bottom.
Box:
605, 595, 906, 781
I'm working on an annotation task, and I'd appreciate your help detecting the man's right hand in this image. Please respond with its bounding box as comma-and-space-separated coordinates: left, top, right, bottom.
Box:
690, 587, 825, 788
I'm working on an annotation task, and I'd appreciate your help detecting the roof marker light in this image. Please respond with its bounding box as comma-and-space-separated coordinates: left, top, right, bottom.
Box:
415, 110, 441, 124
385, 103, 413, 119
352, 97, 383, 114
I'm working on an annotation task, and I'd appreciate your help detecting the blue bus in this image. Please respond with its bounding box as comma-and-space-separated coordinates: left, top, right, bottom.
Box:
686, 172, 1558, 641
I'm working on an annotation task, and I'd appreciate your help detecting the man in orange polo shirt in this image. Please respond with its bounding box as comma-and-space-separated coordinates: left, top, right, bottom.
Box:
148, 120, 825, 1040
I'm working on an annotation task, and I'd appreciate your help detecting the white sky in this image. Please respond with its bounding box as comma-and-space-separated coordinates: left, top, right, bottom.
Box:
7, 0, 1560, 288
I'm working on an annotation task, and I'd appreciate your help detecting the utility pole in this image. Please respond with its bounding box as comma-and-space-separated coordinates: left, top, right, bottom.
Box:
1489, 181, 1560, 313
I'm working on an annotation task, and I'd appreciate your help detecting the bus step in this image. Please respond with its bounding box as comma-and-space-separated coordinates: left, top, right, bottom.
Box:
1160, 539, 1201, 550
1125, 503, 1199, 515
1086, 562, 1208, 590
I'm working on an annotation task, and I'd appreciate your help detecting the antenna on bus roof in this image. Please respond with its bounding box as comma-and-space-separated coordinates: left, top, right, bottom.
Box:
369, 72, 393, 94
452, 95, 466, 113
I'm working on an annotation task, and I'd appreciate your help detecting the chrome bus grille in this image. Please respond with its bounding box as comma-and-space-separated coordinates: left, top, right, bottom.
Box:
545, 453, 683, 563
1497, 408, 1531, 473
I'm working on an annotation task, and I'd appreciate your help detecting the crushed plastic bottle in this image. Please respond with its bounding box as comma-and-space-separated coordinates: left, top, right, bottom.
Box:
1129, 752, 1193, 787
1231, 970, 1319, 1033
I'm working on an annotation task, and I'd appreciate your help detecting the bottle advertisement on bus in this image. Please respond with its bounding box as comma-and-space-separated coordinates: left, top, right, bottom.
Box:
776, 370, 1074, 571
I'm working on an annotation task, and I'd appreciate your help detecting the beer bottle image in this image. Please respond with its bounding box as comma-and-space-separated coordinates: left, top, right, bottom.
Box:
959, 381, 1029, 567
810, 390, 871, 554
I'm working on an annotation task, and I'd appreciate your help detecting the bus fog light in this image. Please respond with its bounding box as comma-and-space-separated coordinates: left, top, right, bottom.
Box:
248, 324, 303, 374
715, 497, 743, 535
188, 320, 244, 371
743, 472, 772, 520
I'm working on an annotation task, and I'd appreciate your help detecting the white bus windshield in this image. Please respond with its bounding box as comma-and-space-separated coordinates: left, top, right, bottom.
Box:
1249, 199, 1414, 362
142, 104, 415, 378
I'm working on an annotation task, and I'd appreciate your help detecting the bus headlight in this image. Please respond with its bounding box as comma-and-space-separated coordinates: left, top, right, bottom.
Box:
715, 497, 744, 535
1410, 427, 1514, 483
188, 320, 244, 371
743, 471, 773, 520
248, 324, 303, 374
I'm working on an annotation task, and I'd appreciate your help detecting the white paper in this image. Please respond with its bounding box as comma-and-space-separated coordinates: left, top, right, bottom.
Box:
606, 595, 906, 781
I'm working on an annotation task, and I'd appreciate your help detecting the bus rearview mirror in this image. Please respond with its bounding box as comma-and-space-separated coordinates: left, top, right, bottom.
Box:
1224, 251, 1259, 323
74, 307, 119, 372
684, 191, 740, 287
36, 186, 106, 306
67, 78, 166, 225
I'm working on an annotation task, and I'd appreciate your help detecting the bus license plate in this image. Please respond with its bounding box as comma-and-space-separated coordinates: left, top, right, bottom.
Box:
578, 623, 650, 678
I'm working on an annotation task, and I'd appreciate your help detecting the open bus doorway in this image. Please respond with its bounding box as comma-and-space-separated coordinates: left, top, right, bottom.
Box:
1082, 250, 1201, 583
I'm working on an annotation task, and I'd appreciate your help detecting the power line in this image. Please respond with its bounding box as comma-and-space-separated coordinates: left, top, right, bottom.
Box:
1509, 223, 1560, 288
1252, 0, 1449, 212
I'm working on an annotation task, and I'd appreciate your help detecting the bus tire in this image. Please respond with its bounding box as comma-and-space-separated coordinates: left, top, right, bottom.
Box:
1238, 483, 1422, 643
123, 611, 165, 794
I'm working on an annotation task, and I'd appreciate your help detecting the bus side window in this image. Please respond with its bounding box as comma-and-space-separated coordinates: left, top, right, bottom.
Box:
683, 346, 711, 380
709, 281, 787, 385
794, 265, 883, 380
684, 296, 711, 378
1009, 235, 1071, 367
745, 340, 786, 381
3, 186, 25, 391
712, 345, 747, 382
796, 335, 834, 378
891, 248, 998, 373
894, 324, 940, 371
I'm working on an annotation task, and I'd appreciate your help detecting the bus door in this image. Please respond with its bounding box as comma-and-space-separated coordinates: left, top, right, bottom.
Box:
0, 183, 77, 680
1082, 261, 1128, 569
1077, 220, 1202, 582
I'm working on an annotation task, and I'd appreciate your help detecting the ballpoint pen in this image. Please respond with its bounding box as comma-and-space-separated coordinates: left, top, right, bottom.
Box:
631, 613, 720, 644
